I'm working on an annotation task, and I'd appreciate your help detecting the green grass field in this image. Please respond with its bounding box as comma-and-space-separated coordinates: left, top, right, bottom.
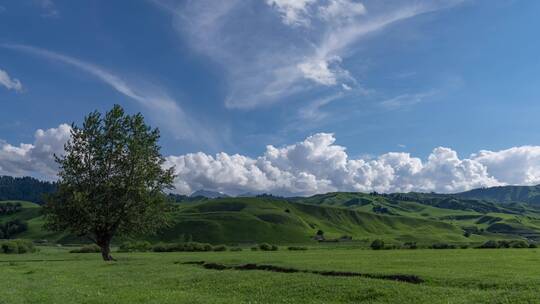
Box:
2, 247, 540, 303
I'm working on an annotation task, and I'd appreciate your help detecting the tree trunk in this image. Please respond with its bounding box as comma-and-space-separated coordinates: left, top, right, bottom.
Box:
97, 237, 115, 261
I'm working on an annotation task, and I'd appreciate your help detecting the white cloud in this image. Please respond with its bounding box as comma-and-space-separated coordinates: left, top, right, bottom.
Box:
0, 124, 70, 179
473, 146, 540, 185
266, 0, 316, 26
4, 128, 540, 196
165, 132, 540, 196
319, 0, 366, 22
380, 91, 436, 110
2, 44, 220, 148
298, 93, 343, 121
151, 0, 463, 109
0, 68, 23, 92
297, 56, 343, 86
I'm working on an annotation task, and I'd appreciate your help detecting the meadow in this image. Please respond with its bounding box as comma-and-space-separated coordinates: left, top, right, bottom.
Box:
2, 247, 540, 304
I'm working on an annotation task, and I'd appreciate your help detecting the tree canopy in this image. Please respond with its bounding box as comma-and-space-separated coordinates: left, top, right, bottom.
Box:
44, 105, 175, 260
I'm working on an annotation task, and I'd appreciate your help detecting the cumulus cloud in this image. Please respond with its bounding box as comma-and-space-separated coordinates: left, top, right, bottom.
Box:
165, 133, 540, 196
0, 124, 71, 179
7, 128, 540, 197
0, 68, 23, 92
151, 0, 463, 109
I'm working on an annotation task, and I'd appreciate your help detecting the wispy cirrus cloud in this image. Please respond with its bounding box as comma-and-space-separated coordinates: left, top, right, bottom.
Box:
380, 91, 437, 110
0, 68, 23, 92
34, 0, 59, 18
150, 0, 463, 110
2, 44, 220, 148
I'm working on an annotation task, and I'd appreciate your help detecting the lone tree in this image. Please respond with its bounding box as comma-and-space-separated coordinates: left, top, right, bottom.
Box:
44, 105, 174, 261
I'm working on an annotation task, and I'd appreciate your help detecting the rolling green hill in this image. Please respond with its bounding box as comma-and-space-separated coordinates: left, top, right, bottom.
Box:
455, 185, 540, 205
4, 191, 540, 245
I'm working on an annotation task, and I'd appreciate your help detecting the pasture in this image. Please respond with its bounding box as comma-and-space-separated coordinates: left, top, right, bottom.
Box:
1, 247, 539, 303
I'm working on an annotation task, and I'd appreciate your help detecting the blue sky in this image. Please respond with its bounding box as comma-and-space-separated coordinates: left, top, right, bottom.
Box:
1, 0, 540, 195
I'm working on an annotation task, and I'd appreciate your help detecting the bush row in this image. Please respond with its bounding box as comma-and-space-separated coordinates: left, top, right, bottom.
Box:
478, 240, 536, 249
370, 239, 538, 250
251, 243, 278, 251
0, 239, 35, 254
70, 241, 307, 253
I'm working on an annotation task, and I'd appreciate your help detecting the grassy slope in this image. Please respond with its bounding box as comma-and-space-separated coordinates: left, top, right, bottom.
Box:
2, 248, 540, 303
456, 185, 540, 204
4, 193, 540, 245
154, 197, 473, 245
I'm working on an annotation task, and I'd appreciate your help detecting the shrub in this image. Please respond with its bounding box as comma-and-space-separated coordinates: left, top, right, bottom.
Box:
510, 240, 529, 248
250, 246, 259, 251
213, 245, 227, 252
477, 240, 531, 249
460, 244, 469, 249
70, 244, 101, 253
403, 242, 417, 249
529, 243, 538, 248
119, 241, 152, 252
478, 240, 499, 249
230, 247, 243, 252
0, 219, 28, 239
258, 243, 278, 251
287, 246, 308, 251
152, 242, 174, 252
0, 240, 35, 254
151, 242, 215, 252
431, 243, 457, 249
259, 243, 271, 251
370, 239, 385, 250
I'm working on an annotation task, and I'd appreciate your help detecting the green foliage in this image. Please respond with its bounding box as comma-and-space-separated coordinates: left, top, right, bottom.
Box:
0, 176, 56, 204
370, 239, 384, 250
118, 241, 152, 252
230, 247, 243, 252
287, 246, 308, 251
478, 240, 531, 249
402, 242, 417, 249
0, 202, 22, 215
151, 242, 215, 252
70, 244, 101, 253
213, 245, 227, 252
0, 219, 28, 239
0, 239, 35, 254
43, 105, 174, 260
430, 243, 457, 250
258, 243, 278, 251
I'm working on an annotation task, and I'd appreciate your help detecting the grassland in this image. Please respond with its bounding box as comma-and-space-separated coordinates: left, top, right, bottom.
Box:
1, 247, 540, 303
4, 195, 540, 246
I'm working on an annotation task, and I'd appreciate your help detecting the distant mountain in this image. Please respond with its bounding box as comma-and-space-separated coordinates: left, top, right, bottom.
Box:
0, 176, 57, 204
190, 190, 230, 199
454, 185, 540, 205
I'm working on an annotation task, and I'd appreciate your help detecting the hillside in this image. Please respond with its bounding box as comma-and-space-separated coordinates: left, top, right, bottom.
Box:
4, 192, 540, 245
454, 185, 540, 205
